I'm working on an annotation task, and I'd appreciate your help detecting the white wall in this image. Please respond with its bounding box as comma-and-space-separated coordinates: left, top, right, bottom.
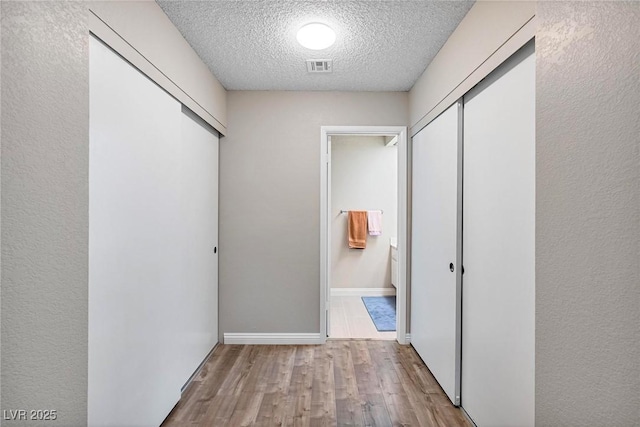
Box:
535, 2, 640, 425
220, 91, 408, 336
1, 2, 89, 425
331, 135, 397, 289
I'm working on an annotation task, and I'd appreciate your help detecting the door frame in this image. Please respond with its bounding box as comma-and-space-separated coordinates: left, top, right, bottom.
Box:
320, 125, 408, 344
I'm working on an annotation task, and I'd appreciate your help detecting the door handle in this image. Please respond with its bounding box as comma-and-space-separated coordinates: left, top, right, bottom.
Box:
214, 246, 217, 254
450, 263, 454, 272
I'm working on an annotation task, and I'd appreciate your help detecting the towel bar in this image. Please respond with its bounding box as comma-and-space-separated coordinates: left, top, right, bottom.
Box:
340, 210, 383, 214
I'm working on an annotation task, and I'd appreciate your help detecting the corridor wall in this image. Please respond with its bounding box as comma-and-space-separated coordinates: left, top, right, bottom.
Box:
1, 3, 227, 423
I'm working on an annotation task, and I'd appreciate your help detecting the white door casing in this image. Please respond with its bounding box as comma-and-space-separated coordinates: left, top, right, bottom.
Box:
320, 126, 408, 344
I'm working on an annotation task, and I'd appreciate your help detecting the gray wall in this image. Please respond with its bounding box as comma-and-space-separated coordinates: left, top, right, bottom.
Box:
220, 91, 408, 335
1, 2, 89, 426
536, 2, 640, 425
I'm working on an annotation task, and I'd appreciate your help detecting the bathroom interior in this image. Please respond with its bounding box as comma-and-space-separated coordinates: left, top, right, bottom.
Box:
329, 134, 398, 339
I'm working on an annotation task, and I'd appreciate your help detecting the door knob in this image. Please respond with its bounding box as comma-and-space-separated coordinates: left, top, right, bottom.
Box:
450, 263, 454, 272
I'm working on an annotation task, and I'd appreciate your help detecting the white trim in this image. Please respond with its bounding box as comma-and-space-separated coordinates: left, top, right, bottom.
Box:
320, 130, 329, 343
320, 125, 408, 345
330, 288, 397, 297
405, 334, 411, 343
385, 135, 399, 146
397, 127, 408, 345
223, 333, 324, 345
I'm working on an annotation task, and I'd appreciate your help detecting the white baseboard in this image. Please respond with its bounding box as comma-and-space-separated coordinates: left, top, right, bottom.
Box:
331, 287, 397, 297
405, 333, 411, 343
223, 333, 324, 345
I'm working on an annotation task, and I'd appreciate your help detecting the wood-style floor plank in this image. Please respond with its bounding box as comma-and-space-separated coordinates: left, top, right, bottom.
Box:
162, 340, 471, 427
310, 345, 337, 425
371, 341, 421, 426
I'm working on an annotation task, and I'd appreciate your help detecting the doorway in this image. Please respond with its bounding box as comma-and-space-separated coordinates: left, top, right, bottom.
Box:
320, 126, 408, 344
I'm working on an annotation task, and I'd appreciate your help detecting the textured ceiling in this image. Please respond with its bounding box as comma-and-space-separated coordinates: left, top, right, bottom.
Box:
157, 1, 474, 91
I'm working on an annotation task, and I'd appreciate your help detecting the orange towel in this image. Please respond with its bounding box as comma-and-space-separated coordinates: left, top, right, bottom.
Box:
348, 211, 367, 249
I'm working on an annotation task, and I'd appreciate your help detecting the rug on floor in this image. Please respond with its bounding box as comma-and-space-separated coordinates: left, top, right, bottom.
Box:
361, 296, 396, 332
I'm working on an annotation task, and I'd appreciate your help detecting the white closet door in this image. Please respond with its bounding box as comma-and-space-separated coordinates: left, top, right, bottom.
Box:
411, 102, 461, 404
462, 43, 535, 427
177, 107, 219, 384
89, 36, 183, 426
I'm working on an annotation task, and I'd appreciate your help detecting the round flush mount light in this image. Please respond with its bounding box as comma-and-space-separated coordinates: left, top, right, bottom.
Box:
296, 23, 336, 50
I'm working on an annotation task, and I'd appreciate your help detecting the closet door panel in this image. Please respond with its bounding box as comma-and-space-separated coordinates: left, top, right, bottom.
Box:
89, 36, 183, 426
462, 42, 535, 427
411, 102, 460, 404
178, 107, 219, 384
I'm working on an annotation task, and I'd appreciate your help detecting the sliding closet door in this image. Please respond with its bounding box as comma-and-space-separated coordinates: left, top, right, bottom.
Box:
177, 107, 219, 385
89, 36, 183, 425
411, 102, 461, 405
462, 42, 535, 426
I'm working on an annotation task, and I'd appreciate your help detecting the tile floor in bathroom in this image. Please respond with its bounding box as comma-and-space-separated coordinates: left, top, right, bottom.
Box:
329, 295, 396, 340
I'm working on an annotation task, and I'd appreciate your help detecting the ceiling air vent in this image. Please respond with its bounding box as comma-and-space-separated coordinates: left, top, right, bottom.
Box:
306, 59, 332, 73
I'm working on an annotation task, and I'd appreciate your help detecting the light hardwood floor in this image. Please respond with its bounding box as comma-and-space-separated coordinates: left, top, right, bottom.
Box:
162, 340, 471, 426
330, 295, 397, 340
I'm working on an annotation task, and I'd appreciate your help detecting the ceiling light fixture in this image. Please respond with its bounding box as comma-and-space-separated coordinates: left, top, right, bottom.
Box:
296, 23, 336, 50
